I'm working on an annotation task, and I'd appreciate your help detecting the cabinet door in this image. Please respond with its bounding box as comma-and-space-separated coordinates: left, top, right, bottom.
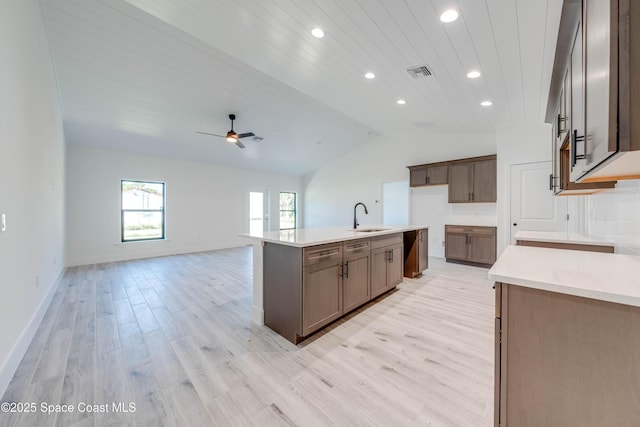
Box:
426, 165, 448, 185
418, 229, 428, 273
448, 163, 472, 203
343, 253, 370, 313
370, 248, 389, 298
570, 17, 586, 181
469, 234, 497, 265
409, 167, 428, 187
472, 158, 497, 202
582, 0, 618, 175
302, 262, 343, 336
445, 232, 468, 260
386, 244, 403, 289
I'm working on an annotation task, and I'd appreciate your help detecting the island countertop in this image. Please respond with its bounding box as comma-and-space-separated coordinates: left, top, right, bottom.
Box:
240, 225, 429, 248
514, 230, 615, 248
488, 245, 640, 308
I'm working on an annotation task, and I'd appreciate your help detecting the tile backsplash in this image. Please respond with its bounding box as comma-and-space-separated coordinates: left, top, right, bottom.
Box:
587, 181, 640, 255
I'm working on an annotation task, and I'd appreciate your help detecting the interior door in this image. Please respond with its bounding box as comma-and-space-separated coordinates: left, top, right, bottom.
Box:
249, 190, 269, 234
510, 162, 568, 243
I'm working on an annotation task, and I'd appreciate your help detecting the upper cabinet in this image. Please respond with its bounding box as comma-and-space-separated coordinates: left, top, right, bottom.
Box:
408, 155, 496, 203
448, 155, 497, 203
408, 163, 448, 187
546, 0, 640, 185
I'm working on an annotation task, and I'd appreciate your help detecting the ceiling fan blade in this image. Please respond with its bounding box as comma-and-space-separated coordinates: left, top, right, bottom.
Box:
237, 132, 255, 139
235, 141, 246, 149
196, 131, 225, 138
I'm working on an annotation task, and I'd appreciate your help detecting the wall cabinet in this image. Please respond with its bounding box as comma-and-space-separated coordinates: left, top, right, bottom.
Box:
448, 156, 496, 203
546, 0, 640, 185
445, 225, 496, 267
370, 234, 403, 299
403, 228, 428, 278
408, 164, 448, 187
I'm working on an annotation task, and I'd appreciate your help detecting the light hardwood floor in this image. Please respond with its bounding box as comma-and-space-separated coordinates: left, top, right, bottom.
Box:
0, 246, 494, 426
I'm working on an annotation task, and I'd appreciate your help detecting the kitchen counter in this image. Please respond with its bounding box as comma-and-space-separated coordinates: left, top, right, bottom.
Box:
514, 230, 615, 248
488, 245, 640, 307
240, 225, 428, 247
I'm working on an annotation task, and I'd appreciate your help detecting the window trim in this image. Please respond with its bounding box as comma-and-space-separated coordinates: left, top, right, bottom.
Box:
279, 191, 297, 230
121, 179, 166, 243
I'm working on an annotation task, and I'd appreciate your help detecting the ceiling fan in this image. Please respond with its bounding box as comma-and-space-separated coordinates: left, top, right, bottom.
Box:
197, 114, 256, 149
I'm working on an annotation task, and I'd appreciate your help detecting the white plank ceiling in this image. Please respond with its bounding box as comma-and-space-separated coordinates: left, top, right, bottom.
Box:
40, 0, 562, 175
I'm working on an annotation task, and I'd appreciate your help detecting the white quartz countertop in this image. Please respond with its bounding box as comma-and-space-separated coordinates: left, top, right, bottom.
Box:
240, 225, 428, 248
514, 230, 615, 248
488, 245, 640, 307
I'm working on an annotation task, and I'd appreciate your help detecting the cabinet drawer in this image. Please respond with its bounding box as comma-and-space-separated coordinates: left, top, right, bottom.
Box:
370, 233, 403, 249
303, 243, 343, 267
344, 239, 370, 255
445, 225, 496, 236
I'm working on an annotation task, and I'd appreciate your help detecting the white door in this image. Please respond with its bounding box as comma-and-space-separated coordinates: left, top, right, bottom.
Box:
510, 162, 568, 243
382, 181, 409, 225
249, 191, 268, 234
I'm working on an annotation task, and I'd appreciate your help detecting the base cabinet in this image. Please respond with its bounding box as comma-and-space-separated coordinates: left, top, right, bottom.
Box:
494, 282, 640, 427
404, 228, 429, 278
264, 233, 405, 344
445, 225, 496, 267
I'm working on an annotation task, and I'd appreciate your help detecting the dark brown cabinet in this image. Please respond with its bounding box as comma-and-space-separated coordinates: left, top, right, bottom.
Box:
409, 164, 448, 187
445, 225, 496, 267
370, 234, 403, 299
448, 156, 496, 203
403, 228, 428, 278
546, 0, 640, 185
342, 239, 371, 314
302, 260, 342, 336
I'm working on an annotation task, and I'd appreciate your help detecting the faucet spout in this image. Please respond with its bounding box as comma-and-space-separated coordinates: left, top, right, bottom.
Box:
353, 202, 369, 229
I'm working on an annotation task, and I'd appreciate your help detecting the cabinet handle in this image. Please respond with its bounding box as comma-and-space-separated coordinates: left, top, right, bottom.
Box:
549, 173, 554, 191
471, 192, 474, 201
557, 114, 568, 137
390, 249, 394, 262
571, 130, 586, 168
343, 261, 349, 279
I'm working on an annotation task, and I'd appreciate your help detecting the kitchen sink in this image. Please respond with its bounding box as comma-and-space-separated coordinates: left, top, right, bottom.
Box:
352, 228, 389, 232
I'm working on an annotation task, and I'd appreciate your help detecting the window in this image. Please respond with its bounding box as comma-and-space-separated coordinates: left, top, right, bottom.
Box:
121, 180, 165, 242
279, 192, 297, 230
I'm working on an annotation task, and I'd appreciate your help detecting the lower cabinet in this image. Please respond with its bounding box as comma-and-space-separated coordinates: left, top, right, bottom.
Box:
264, 233, 404, 344
371, 234, 403, 299
445, 225, 496, 267
403, 228, 429, 278
494, 282, 640, 426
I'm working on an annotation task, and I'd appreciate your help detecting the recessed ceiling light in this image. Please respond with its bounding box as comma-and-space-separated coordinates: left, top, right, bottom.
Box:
440, 9, 459, 23
364, 72, 376, 79
311, 27, 325, 38
397, 99, 406, 105
467, 70, 481, 79
481, 100, 493, 106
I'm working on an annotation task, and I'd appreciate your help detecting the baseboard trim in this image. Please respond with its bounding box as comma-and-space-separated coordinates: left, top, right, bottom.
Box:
0, 267, 64, 398
66, 242, 246, 266
251, 305, 264, 326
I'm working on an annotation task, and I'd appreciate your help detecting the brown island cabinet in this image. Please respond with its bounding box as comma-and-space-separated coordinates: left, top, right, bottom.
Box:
258, 227, 428, 344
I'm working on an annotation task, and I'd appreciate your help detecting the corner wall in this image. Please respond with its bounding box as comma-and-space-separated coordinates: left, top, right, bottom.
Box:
66, 145, 302, 265
0, 0, 66, 396
303, 131, 497, 258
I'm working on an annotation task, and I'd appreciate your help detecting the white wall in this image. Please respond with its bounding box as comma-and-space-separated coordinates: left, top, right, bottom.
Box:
0, 0, 66, 396
303, 131, 497, 257
66, 145, 301, 265
586, 181, 640, 255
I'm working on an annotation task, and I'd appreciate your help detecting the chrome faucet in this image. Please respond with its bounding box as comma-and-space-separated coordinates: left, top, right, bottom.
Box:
353, 202, 368, 229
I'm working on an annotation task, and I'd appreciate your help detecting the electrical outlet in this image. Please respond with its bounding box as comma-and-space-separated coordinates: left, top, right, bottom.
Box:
442, 240, 445, 247
53, 256, 57, 266
35, 275, 40, 288
1, 214, 5, 232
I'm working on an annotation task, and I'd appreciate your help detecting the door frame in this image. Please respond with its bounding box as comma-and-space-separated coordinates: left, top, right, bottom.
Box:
247, 189, 270, 233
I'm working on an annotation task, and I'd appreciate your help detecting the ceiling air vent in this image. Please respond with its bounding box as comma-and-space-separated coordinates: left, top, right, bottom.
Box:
405, 65, 433, 78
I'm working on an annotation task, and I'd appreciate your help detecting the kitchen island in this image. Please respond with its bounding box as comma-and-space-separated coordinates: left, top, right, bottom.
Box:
241, 225, 428, 343
488, 245, 640, 426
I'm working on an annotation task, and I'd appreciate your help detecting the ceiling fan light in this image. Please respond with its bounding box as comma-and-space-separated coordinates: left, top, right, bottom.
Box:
226, 136, 237, 143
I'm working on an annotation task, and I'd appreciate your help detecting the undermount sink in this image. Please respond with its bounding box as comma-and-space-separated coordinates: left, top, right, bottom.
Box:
352, 228, 389, 232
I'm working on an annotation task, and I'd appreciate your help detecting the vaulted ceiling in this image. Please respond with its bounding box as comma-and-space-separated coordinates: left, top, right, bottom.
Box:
40, 0, 562, 175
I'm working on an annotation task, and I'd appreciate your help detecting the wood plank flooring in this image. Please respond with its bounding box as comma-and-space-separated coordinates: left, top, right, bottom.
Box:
0, 246, 494, 426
